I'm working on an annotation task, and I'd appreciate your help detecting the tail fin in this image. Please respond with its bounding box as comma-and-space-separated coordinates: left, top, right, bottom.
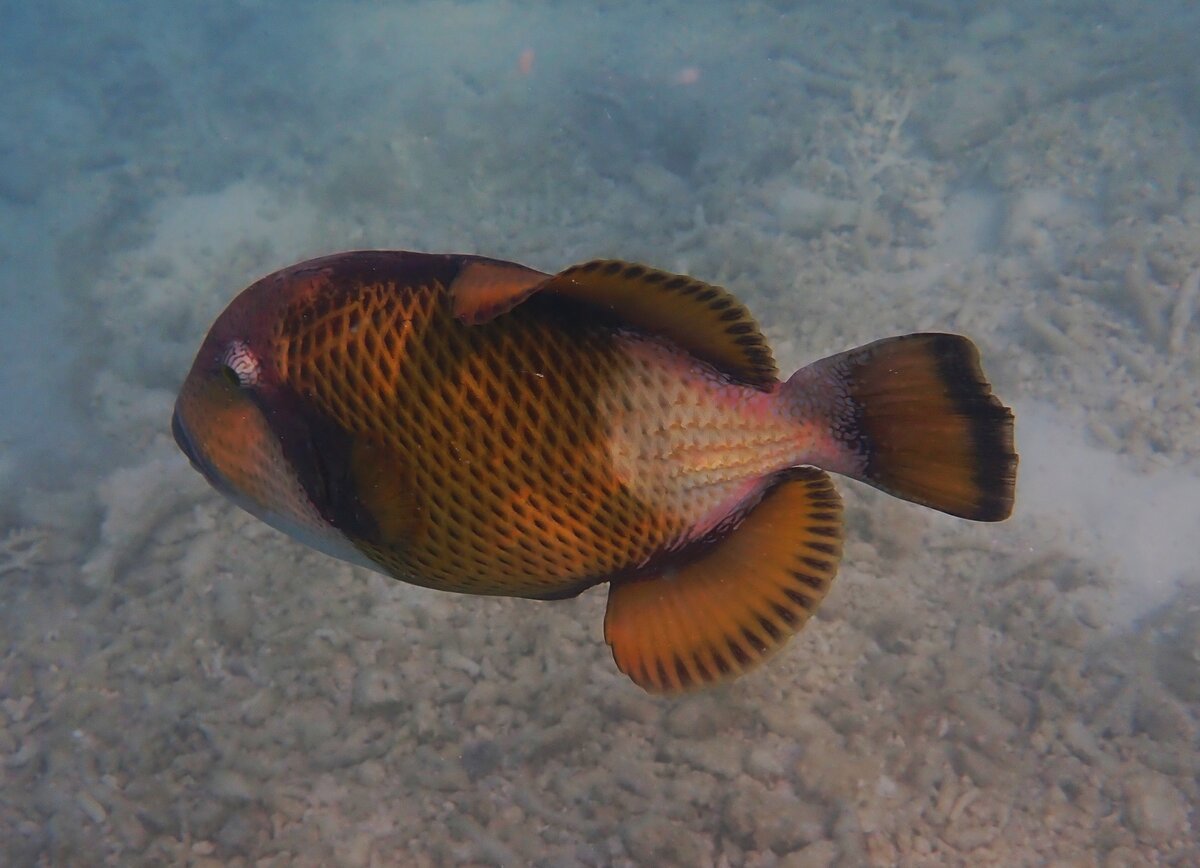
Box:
787, 333, 1017, 521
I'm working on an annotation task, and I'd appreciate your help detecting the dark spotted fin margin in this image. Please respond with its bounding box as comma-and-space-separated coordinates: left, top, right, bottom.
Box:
603, 467, 843, 693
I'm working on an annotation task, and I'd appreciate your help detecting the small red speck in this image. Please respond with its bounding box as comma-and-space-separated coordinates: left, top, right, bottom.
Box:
673, 66, 701, 86
518, 48, 535, 76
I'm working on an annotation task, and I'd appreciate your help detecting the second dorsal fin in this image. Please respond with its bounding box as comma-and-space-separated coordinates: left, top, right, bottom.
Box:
542, 260, 778, 389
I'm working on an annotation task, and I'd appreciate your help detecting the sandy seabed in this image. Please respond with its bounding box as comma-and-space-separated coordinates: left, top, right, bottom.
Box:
2, 2, 1199, 865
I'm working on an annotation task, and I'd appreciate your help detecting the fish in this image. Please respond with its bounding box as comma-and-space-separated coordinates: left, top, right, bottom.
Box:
173, 251, 1017, 693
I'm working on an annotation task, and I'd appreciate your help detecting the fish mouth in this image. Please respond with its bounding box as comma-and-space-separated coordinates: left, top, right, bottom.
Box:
172, 408, 199, 468
172, 407, 223, 489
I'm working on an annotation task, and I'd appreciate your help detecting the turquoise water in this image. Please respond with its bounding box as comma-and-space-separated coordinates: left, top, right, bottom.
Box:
2, 2, 1198, 864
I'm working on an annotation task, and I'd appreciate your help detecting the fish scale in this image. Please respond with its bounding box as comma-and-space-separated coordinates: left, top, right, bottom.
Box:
277, 278, 702, 596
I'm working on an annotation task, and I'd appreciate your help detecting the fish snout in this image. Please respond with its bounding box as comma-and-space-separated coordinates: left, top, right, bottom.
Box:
172, 404, 222, 489
172, 407, 200, 469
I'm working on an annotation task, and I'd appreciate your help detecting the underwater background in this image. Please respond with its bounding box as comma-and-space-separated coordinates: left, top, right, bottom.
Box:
2, 0, 1199, 864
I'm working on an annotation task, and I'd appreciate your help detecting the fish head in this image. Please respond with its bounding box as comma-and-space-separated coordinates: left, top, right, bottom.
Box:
172, 265, 344, 549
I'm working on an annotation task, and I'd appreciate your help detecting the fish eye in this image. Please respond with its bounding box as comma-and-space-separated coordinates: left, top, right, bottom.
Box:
220, 340, 261, 388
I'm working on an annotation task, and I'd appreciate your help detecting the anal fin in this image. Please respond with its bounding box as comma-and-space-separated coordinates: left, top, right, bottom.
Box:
604, 467, 843, 693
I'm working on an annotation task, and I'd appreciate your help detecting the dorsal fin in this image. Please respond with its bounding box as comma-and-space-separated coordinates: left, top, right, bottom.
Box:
448, 258, 550, 325
448, 257, 777, 389
543, 260, 778, 389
